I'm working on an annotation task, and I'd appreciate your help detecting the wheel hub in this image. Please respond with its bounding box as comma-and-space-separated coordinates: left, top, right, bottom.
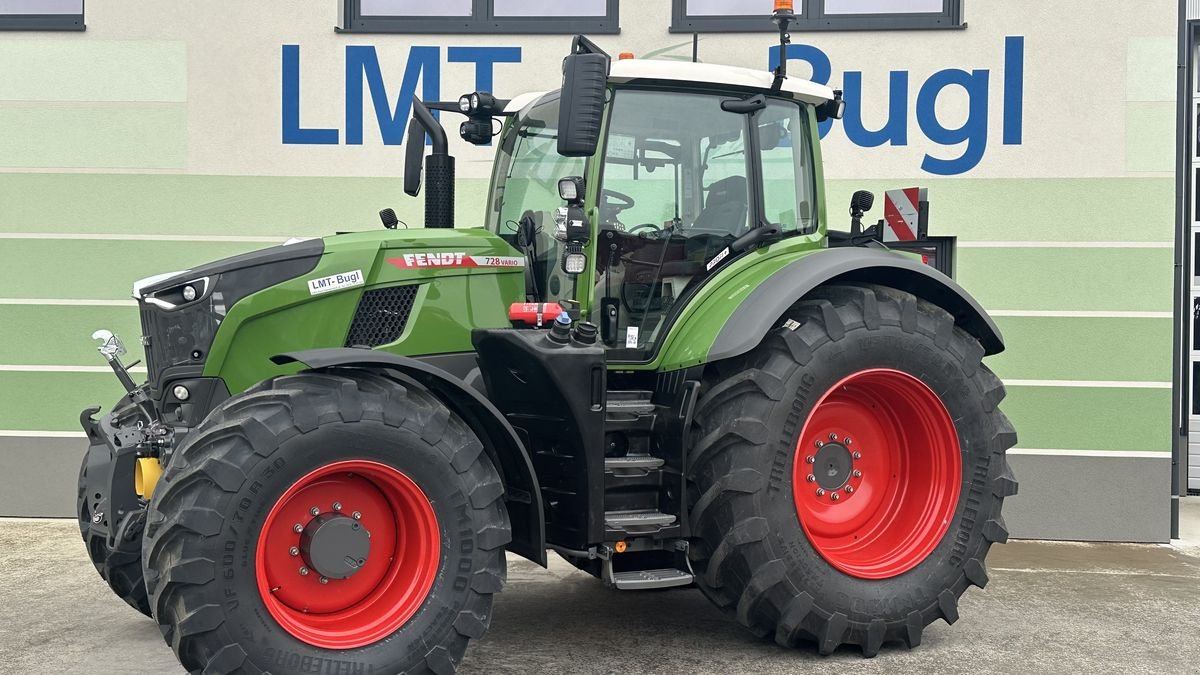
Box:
813, 442, 853, 491
299, 513, 371, 580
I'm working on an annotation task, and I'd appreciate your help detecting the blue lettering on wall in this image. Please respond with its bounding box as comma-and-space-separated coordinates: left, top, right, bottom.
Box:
282, 45, 338, 145
770, 36, 1025, 174
345, 45, 440, 145
282, 45, 522, 146
282, 39, 1023, 176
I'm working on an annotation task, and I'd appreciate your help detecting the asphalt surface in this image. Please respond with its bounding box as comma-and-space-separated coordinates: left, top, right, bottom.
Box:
2, 500, 1199, 675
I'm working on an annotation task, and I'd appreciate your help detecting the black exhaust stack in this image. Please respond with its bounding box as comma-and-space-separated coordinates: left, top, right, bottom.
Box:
404, 97, 455, 228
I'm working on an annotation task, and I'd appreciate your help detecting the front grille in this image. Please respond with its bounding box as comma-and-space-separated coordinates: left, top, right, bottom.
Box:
344, 285, 418, 348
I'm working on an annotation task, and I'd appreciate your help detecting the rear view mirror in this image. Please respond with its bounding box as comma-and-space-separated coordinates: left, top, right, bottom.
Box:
403, 122, 425, 197
557, 37, 610, 157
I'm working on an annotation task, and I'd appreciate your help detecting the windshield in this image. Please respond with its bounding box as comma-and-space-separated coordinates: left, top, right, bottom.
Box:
592, 89, 815, 355
486, 94, 585, 302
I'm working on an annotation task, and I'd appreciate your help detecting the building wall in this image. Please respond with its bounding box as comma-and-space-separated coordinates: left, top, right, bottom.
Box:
0, 0, 1179, 540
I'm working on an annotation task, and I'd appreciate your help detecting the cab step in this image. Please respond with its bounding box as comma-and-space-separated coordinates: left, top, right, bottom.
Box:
604, 509, 676, 535
604, 455, 665, 476
610, 568, 694, 591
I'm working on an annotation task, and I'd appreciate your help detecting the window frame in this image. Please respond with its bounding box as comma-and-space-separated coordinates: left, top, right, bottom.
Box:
339, 0, 619, 34
669, 0, 963, 33
0, 0, 84, 31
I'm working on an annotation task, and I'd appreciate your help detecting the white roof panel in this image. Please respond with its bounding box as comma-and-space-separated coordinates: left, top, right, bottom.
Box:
608, 59, 833, 105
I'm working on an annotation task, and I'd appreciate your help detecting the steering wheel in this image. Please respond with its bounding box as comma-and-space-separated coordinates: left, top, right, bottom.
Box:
628, 223, 661, 235
600, 189, 636, 216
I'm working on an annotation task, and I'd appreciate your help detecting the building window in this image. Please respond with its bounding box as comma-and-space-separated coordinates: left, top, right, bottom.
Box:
0, 0, 84, 31
670, 0, 963, 33
340, 0, 619, 34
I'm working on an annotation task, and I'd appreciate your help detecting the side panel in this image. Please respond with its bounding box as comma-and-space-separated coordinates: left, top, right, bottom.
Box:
203, 230, 525, 393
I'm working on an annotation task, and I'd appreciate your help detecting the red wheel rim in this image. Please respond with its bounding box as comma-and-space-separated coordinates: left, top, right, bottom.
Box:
255, 460, 440, 649
792, 369, 961, 580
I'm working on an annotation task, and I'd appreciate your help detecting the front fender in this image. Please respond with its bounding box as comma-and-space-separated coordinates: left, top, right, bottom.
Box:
272, 348, 547, 566
660, 247, 1003, 370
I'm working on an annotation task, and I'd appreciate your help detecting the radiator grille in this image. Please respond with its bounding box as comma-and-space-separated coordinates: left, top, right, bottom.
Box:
344, 285, 418, 348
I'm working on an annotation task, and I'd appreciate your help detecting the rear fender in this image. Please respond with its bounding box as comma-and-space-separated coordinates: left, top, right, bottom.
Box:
672, 247, 1003, 369
272, 348, 547, 566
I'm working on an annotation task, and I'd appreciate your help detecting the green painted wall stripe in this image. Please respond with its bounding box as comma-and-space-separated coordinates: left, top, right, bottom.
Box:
1124, 101, 1176, 173
1126, 37, 1177, 102
957, 247, 1172, 312
0, 41, 187, 103
0, 306, 141, 366
0, 371, 1170, 451
0, 240, 256, 299
0, 372, 128, 431
1001, 385, 1170, 453
0, 103, 187, 169
825, 177, 1173, 242
0, 174, 492, 235
0, 174, 1174, 242
988, 315, 1172, 382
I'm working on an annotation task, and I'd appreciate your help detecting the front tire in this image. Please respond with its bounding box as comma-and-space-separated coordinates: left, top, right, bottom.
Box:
688, 284, 1017, 656
143, 369, 510, 674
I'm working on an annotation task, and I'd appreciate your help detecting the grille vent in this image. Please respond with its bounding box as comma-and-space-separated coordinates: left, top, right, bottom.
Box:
344, 285, 418, 348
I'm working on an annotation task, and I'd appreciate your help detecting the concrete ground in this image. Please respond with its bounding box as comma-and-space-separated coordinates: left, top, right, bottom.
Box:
2, 500, 1199, 674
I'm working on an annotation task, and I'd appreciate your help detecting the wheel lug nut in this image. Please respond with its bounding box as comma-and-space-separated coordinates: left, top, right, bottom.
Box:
845, 437, 852, 445
806, 474, 816, 483
815, 488, 826, 497
852, 452, 862, 460
332, 502, 342, 511
289, 546, 299, 557
815, 440, 824, 448
830, 493, 840, 501
319, 576, 328, 585
293, 523, 303, 533
829, 432, 838, 441
852, 469, 862, 478
352, 511, 362, 520
805, 455, 815, 464
310, 506, 320, 516
845, 485, 855, 494
299, 566, 309, 576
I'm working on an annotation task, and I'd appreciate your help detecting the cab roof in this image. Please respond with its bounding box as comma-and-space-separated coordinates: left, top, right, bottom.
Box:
502, 58, 834, 115
608, 59, 834, 105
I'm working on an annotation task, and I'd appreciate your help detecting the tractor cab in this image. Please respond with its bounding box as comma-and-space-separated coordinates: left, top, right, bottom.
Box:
489, 77, 823, 356
411, 44, 839, 361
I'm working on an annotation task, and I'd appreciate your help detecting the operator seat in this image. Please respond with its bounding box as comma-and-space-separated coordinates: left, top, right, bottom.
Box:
692, 176, 749, 235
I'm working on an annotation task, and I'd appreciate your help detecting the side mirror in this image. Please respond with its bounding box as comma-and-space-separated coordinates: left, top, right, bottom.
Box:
403, 122, 425, 197
557, 37, 610, 157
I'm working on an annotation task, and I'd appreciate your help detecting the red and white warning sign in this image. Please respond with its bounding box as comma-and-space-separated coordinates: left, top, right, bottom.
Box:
883, 187, 927, 242
386, 252, 525, 269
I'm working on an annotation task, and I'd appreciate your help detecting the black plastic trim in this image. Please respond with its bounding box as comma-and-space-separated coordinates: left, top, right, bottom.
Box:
669, 0, 963, 33
0, 13, 84, 31
711, 247, 1004, 360
271, 348, 547, 566
140, 238, 325, 296
338, 0, 619, 34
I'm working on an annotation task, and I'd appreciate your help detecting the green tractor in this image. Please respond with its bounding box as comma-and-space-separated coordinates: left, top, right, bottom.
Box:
77, 8, 1016, 674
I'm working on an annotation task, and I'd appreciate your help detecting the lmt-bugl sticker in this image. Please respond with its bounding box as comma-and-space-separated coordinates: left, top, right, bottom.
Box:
308, 270, 364, 295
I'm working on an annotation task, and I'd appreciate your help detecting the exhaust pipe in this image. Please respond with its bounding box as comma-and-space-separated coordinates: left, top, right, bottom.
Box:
405, 97, 455, 229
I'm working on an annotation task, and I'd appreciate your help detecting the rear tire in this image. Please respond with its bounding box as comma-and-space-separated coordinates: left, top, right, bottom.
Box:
688, 283, 1017, 656
143, 369, 510, 674
77, 450, 151, 617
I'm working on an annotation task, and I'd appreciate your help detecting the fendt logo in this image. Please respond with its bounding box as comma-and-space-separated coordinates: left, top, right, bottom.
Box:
281, 37, 1024, 176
